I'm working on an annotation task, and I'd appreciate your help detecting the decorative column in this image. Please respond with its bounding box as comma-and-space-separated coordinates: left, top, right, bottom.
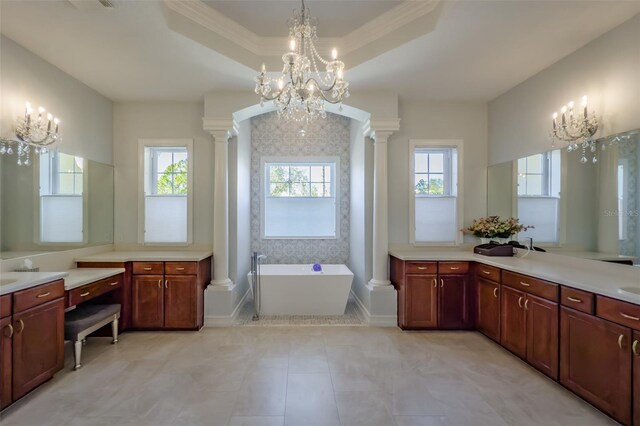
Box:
365, 120, 400, 288
204, 119, 238, 290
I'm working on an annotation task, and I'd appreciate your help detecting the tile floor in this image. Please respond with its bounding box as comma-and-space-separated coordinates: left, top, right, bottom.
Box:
0, 327, 615, 426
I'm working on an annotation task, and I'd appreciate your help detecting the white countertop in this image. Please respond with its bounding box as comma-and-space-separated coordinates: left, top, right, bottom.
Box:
389, 249, 640, 305
75, 251, 213, 263
63, 268, 126, 291
0, 272, 68, 296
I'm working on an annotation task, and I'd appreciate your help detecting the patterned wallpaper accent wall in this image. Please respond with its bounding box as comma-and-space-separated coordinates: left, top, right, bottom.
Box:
251, 112, 351, 264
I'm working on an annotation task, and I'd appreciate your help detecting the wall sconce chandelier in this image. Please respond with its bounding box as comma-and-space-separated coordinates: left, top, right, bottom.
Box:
550, 96, 600, 164
0, 102, 61, 166
254, 0, 350, 124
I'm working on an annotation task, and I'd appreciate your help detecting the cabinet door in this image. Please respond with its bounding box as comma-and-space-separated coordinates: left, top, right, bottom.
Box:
560, 307, 632, 426
526, 294, 558, 380
476, 278, 500, 342
405, 274, 438, 329
633, 331, 639, 426
500, 286, 526, 359
132, 275, 164, 329
0, 316, 12, 409
12, 298, 64, 401
438, 275, 471, 329
164, 275, 197, 329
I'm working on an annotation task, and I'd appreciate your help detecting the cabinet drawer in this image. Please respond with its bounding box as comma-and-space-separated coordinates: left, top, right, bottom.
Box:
13, 280, 65, 313
596, 296, 640, 331
405, 262, 437, 275
68, 275, 122, 307
438, 262, 469, 274
560, 287, 594, 314
0, 295, 11, 318
502, 271, 558, 302
165, 262, 197, 275
132, 262, 164, 275
476, 264, 500, 283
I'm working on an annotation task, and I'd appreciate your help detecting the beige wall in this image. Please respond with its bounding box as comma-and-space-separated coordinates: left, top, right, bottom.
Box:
489, 14, 640, 165
389, 100, 489, 247
112, 102, 213, 249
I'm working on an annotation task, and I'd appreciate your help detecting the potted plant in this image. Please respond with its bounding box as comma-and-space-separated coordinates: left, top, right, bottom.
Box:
466, 216, 533, 244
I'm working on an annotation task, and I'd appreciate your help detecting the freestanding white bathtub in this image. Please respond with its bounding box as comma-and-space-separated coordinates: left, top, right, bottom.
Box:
248, 264, 354, 316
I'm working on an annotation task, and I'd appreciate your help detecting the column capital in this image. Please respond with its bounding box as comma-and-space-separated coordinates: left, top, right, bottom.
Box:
203, 117, 239, 142
363, 118, 400, 143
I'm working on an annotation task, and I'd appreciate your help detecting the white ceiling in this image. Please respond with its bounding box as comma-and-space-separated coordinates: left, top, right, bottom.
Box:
203, 0, 400, 37
1, 0, 638, 103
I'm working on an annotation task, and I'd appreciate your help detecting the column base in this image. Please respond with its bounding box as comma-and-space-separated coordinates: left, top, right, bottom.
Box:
367, 278, 392, 288
209, 278, 235, 291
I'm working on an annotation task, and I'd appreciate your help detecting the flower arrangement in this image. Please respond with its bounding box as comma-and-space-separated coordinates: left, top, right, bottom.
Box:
466, 216, 533, 239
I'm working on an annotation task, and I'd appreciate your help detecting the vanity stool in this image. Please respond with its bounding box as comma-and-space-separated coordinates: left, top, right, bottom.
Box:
64, 304, 121, 370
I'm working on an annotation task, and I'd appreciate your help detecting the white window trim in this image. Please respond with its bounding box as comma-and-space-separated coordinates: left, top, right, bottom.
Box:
260, 156, 340, 240
33, 152, 89, 246
409, 139, 464, 246
137, 139, 194, 246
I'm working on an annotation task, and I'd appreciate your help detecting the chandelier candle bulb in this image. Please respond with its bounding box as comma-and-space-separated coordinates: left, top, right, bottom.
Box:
332, 48, 338, 60
289, 38, 296, 52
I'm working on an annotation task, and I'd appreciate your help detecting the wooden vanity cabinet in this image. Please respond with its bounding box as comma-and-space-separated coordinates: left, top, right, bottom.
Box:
634, 331, 639, 426
164, 275, 198, 329
405, 274, 438, 329
438, 273, 472, 330
476, 277, 500, 342
131, 275, 164, 329
560, 306, 632, 426
500, 285, 527, 358
0, 294, 12, 410
525, 294, 559, 379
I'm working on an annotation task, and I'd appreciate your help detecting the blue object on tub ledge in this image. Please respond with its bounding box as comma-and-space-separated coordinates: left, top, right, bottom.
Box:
312, 263, 323, 273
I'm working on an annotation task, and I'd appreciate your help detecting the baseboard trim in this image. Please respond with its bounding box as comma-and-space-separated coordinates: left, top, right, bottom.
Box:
350, 289, 398, 327
204, 286, 250, 327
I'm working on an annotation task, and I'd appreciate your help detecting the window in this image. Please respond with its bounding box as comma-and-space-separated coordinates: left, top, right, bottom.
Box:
410, 141, 462, 245
38, 151, 85, 243
139, 140, 193, 244
517, 150, 561, 244
262, 157, 338, 238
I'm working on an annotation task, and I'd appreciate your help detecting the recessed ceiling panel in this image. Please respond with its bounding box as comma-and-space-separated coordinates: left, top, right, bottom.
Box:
203, 0, 401, 37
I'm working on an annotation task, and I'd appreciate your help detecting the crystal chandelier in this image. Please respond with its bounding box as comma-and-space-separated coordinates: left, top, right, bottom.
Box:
550, 96, 599, 164
254, 0, 350, 124
0, 102, 61, 166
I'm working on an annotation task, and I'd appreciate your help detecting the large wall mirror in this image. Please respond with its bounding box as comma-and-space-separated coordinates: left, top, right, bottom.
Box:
1, 151, 114, 259
487, 129, 640, 264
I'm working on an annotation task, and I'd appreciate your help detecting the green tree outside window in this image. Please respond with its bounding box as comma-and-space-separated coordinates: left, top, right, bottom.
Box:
157, 159, 188, 195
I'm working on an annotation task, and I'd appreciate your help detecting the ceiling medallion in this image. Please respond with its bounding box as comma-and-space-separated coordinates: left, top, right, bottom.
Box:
254, 0, 350, 124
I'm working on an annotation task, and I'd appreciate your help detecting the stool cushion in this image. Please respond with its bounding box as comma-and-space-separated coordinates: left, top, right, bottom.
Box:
65, 304, 121, 340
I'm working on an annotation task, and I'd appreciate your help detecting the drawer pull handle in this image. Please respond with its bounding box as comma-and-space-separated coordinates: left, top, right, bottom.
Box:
158, 279, 162, 289
144, 267, 152, 271
109, 282, 119, 286
16, 319, 24, 334
432, 278, 437, 288
633, 340, 639, 356
524, 299, 529, 310
4, 324, 13, 338
417, 267, 428, 270
440, 279, 444, 288
482, 271, 491, 275
518, 296, 523, 308
164, 280, 168, 289
80, 291, 91, 297
36, 292, 51, 298
519, 281, 531, 287
618, 334, 624, 349
176, 267, 185, 271
567, 297, 582, 303
493, 288, 499, 298
449, 266, 460, 270
620, 312, 640, 321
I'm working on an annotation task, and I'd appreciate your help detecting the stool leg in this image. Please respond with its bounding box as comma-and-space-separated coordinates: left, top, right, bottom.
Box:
111, 317, 119, 344
73, 340, 83, 370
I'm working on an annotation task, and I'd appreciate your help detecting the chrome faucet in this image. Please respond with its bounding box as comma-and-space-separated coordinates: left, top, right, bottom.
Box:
525, 237, 533, 250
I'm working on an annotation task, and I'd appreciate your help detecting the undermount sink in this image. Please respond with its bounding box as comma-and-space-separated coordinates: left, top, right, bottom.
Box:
618, 286, 640, 296
0, 278, 18, 286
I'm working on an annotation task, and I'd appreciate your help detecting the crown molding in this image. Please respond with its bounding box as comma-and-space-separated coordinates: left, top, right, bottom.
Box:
165, 0, 441, 67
